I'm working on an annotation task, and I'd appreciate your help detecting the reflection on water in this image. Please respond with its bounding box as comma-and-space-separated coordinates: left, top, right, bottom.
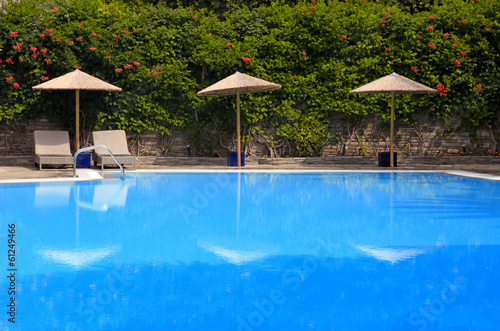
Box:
38, 245, 122, 269
199, 241, 277, 265
34, 182, 71, 207
0, 172, 499, 330
355, 245, 428, 264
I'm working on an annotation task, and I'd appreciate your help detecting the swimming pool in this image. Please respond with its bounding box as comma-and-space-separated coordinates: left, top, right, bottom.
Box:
1, 172, 499, 330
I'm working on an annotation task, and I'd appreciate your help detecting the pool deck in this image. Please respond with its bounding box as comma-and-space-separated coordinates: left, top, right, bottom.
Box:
1, 158, 500, 181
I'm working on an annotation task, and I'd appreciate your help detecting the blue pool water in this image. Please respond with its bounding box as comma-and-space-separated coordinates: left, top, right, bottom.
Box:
0, 172, 499, 330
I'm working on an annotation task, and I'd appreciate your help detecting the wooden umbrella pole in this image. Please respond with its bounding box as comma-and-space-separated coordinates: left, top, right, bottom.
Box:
76, 90, 80, 151
390, 91, 395, 168
237, 90, 241, 167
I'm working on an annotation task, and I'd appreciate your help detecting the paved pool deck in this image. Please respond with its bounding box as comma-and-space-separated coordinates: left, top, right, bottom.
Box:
1, 159, 500, 181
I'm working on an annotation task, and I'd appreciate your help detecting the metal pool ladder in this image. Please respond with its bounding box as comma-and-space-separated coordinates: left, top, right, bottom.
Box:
73, 145, 125, 180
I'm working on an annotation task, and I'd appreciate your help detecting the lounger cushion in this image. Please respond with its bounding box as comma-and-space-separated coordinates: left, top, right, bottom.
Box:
92, 130, 131, 156
34, 130, 72, 156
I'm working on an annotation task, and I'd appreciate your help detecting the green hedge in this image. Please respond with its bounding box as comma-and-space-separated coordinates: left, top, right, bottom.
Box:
1, 0, 498, 155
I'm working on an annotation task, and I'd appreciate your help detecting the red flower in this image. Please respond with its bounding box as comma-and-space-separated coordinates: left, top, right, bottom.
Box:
40, 48, 48, 55
310, 5, 316, 9
454, 59, 460, 65
42, 76, 49, 81
385, 48, 390, 52
241, 56, 251, 62
40, 34, 46, 38
77, 37, 83, 40
106, 55, 111, 59
13, 83, 19, 89
46, 29, 53, 33
75, 66, 81, 69
427, 26, 433, 30
134, 61, 141, 66
443, 33, 450, 37
418, 36, 422, 39
383, 17, 387, 20
90, 32, 97, 37
460, 51, 467, 56
380, 23, 385, 27
437, 84, 448, 96
302, 50, 307, 55
10, 31, 18, 37
12, 43, 22, 50
53, 7, 57, 12
429, 15, 435, 19
430, 107, 435, 111
411, 66, 418, 71
476, 84, 482, 92
115, 68, 123, 73
113, 34, 118, 38
122, 30, 129, 33
429, 43, 435, 48
30, 46, 37, 52
89, 47, 96, 51
152, 71, 158, 76
457, 20, 461, 23
44, 59, 51, 64
67, 40, 74, 45
124, 63, 133, 69
486, 28, 491, 31
226, 42, 232, 46
453, 44, 458, 48
342, 34, 347, 38
6, 58, 13, 64
6, 76, 13, 82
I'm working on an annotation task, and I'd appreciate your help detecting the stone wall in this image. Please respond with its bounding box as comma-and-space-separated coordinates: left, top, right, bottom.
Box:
323, 114, 499, 157
1, 114, 498, 158
0, 119, 65, 156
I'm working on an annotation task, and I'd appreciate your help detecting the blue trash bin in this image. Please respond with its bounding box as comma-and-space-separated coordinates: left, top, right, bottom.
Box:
76, 152, 91, 168
228, 151, 245, 167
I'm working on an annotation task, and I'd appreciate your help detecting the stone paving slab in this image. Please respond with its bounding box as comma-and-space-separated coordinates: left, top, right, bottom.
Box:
1, 157, 500, 181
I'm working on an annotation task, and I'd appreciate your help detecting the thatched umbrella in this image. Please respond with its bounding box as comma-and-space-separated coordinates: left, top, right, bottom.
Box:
350, 72, 438, 167
33, 69, 122, 150
197, 72, 281, 167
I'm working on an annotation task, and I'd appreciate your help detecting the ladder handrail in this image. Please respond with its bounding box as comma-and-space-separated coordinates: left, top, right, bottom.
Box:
73, 145, 125, 180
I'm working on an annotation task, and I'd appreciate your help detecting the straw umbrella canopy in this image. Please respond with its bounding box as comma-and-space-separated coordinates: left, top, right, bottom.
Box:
197, 71, 281, 167
350, 72, 438, 167
33, 69, 122, 150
